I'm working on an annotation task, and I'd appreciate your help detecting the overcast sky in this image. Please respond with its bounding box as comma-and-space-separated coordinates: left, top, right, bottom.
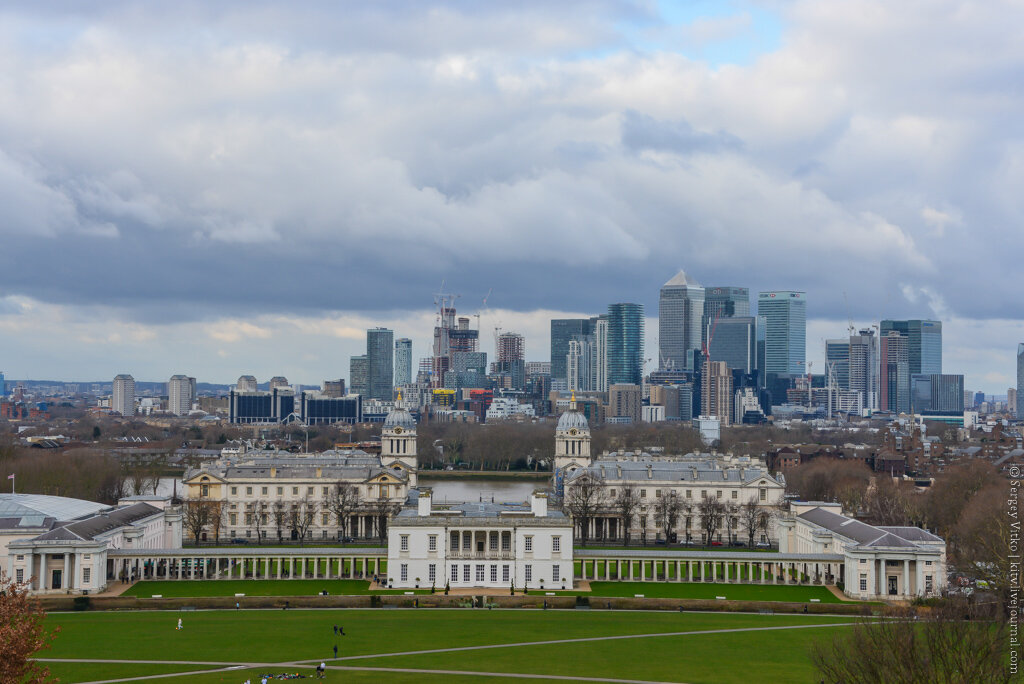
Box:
0, 1, 1020, 394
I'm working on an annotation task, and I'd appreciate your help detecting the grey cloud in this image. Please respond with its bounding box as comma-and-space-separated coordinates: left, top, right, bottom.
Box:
620, 110, 743, 154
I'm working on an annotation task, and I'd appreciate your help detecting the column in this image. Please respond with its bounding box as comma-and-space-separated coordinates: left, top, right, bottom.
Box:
264, 558, 270, 579
640, 560, 645, 581
276, 558, 282, 580
902, 560, 909, 598
771, 563, 776, 584
177, 557, 183, 580
63, 554, 71, 591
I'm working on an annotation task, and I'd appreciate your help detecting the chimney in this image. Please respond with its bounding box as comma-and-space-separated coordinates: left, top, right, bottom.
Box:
418, 488, 433, 517
270, 467, 277, 478
316, 467, 322, 478
531, 491, 548, 517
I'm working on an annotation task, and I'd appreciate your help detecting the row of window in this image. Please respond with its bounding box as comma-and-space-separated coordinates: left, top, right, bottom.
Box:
397, 534, 563, 554
222, 485, 393, 498
434, 563, 560, 584
607, 487, 770, 502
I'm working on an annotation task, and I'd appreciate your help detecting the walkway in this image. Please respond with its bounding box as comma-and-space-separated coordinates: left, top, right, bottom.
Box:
39, 620, 855, 683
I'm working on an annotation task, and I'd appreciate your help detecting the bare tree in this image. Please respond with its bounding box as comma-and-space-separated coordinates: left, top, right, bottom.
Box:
812, 599, 1009, 683
740, 497, 760, 547
182, 499, 213, 543
863, 477, 916, 526
697, 496, 726, 545
653, 491, 681, 542
952, 483, 1014, 607
208, 501, 226, 545
563, 472, 607, 547
289, 496, 318, 546
372, 498, 400, 545
327, 482, 360, 543
271, 500, 287, 543
0, 572, 60, 684
613, 483, 639, 546
756, 506, 775, 546
248, 500, 268, 543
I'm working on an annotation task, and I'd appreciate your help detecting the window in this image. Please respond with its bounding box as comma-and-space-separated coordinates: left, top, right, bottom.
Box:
400, 564, 408, 582
701, 490, 707, 499
490, 565, 498, 582
925, 575, 933, 592
83, 567, 91, 584
655, 489, 661, 498
463, 565, 471, 582
553, 566, 560, 583
685, 490, 692, 499
524, 536, 533, 552
489, 534, 498, 551
15, 568, 24, 583
428, 535, 437, 552
307, 487, 314, 496
262, 487, 268, 495
322, 513, 329, 525
400, 535, 409, 552
429, 564, 436, 582
322, 487, 329, 496
246, 530, 252, 538
476, 565, 485, 582
552, 536, 561, 553
246, 486, 253, 496
277, 487, 283, 495
229, 513, 237, 525
610, 489, 616, 496
859, 558, 867, 564
502, 565, 510, 583
15, 555, 23, 561
716, 490, 723, 499
640, 489, 647, 498
201, 485, 209, 496
501, 533, 511, 551
759, 488, 767, 501
860, 575, 867, 592
451, 532, 460, 551
925, 560, 932, 566
525, 565, 533, 584
231, 486, 238, 495
292, 487, 299, 495
731, 490, 737, 499
451, 565, 459, 582
462, 533, 471, 551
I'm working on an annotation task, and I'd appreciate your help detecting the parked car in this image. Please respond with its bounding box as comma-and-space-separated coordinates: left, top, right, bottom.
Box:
710, 541, 723, 547
230, 538, 249, 545
655, 539, 667, 546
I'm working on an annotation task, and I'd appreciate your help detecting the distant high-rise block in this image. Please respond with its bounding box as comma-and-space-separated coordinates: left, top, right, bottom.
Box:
709, 316, 759, 374
0, 371, 5, 398
236, 375, 258, 392
497, 332, 525, 362
550, 319, 591, 383
167, 375, 196, 416
112, 374, 136, 417
700, 360, 733, 425
322, 379, 346, 398
269, 376, 289, 391
350, 355, 369, 397
880, 320, 942, 375
703, 286, 750, 349
659, 270, 704, 372
607, 303, 644, 386
880, 332, 910, 413
757, 291, 806, 376
608, 384, 642, 424
367, 328, 394, 400
394, 338, 413, 387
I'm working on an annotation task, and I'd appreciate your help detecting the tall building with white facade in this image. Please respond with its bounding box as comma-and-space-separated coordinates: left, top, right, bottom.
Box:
394, 338, 413, 386
167, 375, 196, 416
659, 271, 705, 372
112, 374, 136, 417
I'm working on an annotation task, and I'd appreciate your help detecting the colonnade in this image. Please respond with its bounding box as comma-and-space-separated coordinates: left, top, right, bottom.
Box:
109, 552, 388, 584
575, 555, 842, 586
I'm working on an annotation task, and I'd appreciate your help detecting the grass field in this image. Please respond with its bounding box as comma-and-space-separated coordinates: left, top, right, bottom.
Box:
584, 581, 845, 602
39, 608, 859, 683
122, 579, 432, 597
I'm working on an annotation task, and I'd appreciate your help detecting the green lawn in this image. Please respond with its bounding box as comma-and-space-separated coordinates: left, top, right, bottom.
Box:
42, 662, 218, 682
584, 581, 846, 603
122, 579, 430, 598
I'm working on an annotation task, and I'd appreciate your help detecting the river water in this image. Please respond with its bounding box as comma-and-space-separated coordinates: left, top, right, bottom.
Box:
157, 475, 540, 504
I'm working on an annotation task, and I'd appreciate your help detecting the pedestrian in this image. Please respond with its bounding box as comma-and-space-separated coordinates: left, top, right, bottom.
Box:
261, 677, 268, 684
320, 661, 327, 678
236, 601, 240, 610
176, 618, 183, 630
333, 624, 338, 635
333, 644, 338, 658
339, 625, 345, 636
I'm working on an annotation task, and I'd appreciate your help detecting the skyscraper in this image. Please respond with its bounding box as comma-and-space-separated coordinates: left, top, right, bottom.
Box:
1018, 344, 1024, 419
0, 371, 5, 398
757, 291, 806, 376
394, 338, 413, 386
703, 286, 750, 348
880, 320, 942, 375
367, 328, 394, 400
350, 355, 369, 397
659, 270, 705, 372
700, 360, 733, 425
593, 316, 609, 392
167, 375, 196, 416
708, 316, 759, 374
607, 303, 645, 386
494, 332, 526, 389
825, 339, 851, 390
550, 319, 591, 383
112, 374, 136, 417
880, 332, 909, 413
848, 329, 879, 411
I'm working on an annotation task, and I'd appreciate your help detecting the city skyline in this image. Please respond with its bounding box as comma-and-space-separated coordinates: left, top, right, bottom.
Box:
0, 3, 1022, 393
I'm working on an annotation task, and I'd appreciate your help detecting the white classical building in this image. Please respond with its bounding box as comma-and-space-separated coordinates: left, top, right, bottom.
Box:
778, 502, 947, 600
387, 489, 573, 591
4, 495, 182, 594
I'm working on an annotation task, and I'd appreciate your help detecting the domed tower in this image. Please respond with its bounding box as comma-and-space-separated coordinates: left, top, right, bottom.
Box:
554, 393, 592, 478
381, 395, 418, 485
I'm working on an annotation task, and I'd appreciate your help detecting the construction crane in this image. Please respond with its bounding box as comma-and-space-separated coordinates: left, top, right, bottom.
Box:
474, 288, 492, 331
843, 291, 855, 336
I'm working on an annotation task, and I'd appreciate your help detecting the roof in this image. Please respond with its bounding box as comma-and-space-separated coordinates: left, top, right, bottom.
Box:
383, 406, 417, 430
0, 494, 107, 528
556, 409, 589, 432
798, 507, 943, 550
566, 458, 780, 487
28, 503, 161, 543
395, 500, 567, 525
663, 269, 701, 288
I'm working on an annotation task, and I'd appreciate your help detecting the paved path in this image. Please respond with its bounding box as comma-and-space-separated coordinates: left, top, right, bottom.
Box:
40, 621, 854, 683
